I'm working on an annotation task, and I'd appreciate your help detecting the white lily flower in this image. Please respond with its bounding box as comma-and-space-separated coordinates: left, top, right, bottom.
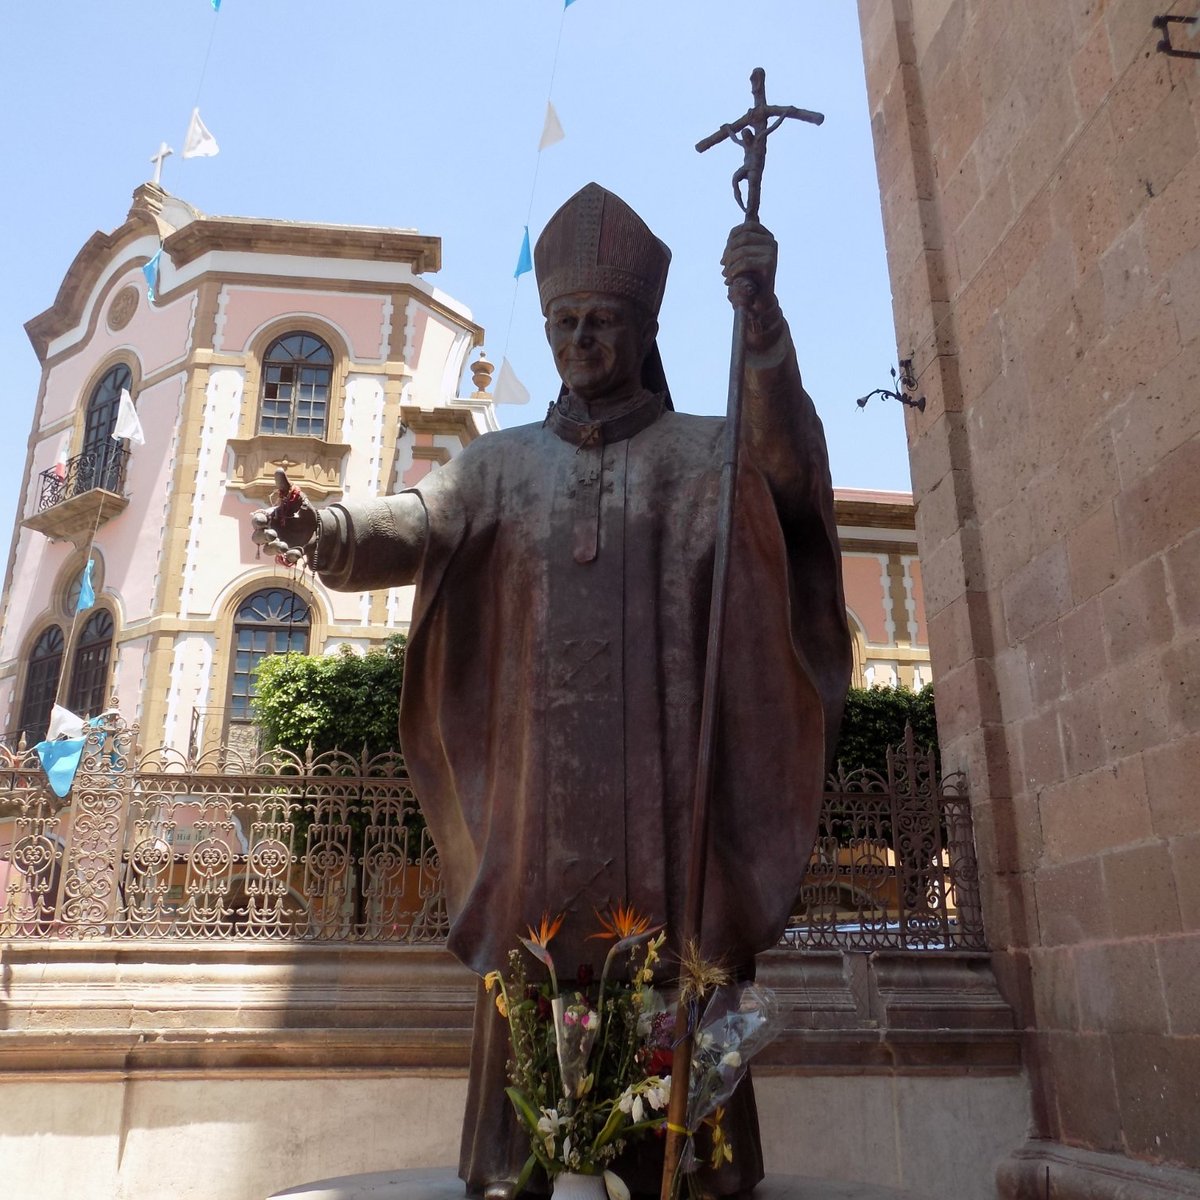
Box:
721, 1050, 742, 1069
604, 1171, 631, 1200
536, 1107, 561, 1158
617, 1087, 635, 1115
631, 1094, 645, 1124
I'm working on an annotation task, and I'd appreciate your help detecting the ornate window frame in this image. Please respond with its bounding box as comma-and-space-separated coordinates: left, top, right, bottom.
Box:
72, 352, 143, 460
204, 574, 327, 754
225, 318, 352, 503
256, 332, 335, 439
66, 607, 116, 718
14, 624, 66, 745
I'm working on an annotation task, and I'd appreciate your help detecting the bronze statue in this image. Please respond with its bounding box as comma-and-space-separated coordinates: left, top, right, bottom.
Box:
253, 182, 851, 1199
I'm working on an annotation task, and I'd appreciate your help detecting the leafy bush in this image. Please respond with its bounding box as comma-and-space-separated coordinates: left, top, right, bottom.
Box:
253, 634, 406, 759
832, 683, 938, 775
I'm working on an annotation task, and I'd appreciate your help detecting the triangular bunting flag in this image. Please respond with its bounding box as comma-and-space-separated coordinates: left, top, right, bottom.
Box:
143, 247, 162, 302
183, 107, 220, 159
35, 737, 88, 799
538, 102, 566, 151
76, 558, 96, 613
51, 434, 69, 481
114, 388, 146, 446
565, 0, 581, 7
494, 357, 531, 406
514, 227, 532, 278
212, 0, 221, 10
47, 705, 87, 742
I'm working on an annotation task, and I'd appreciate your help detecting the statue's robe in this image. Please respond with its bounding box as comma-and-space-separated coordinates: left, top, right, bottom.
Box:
316, 329, 851, 1196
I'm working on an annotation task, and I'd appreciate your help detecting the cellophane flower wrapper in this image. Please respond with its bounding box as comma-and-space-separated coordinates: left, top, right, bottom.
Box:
681, 983, 781, 1172
552, 993, 601, 1098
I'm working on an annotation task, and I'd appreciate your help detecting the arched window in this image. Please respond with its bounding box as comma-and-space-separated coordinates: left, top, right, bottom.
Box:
258, 333, 333, 438
18, 626, 65, 743
81, 364, 132, 493
229, 588, 311, 722
67, 610, 114, 717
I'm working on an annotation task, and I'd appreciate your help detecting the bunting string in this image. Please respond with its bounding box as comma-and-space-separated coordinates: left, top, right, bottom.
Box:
496, 0, 580, 402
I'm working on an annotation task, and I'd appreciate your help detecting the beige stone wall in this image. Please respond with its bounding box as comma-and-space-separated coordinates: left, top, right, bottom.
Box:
0, 1072, 1028, 1200
858, 0, 1200, 1185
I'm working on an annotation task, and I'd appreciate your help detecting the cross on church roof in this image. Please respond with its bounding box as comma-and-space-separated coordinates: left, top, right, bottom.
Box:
150, 142, 173, 187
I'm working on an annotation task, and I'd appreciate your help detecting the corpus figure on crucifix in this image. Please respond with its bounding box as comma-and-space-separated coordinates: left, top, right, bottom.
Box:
253, 75, 850, 1198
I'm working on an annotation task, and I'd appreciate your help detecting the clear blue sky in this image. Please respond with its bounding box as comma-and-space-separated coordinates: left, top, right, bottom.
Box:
0, 0, 909, 550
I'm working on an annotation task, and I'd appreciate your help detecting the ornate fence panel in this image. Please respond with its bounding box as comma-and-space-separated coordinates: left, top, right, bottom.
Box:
1, 715, 983, 950
783, 725, 986, 951
0, 713, 445, 943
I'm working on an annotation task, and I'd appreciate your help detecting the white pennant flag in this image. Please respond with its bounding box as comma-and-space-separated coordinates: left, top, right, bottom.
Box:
47, 704, 86, 741
51, 434, 70, 480
183, 107, 220, 159
494, 357, 531, 406
538, 101, 566, 151
114, 388, 146, 445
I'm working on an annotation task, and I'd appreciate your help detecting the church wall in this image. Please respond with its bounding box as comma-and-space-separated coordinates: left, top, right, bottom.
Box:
339, 373, 388, 504
859, 0, 1200, 1190
100, 373, 186, 624
38, 268, 196, 430
406, 306, 472, 405
216, 287, 390, 361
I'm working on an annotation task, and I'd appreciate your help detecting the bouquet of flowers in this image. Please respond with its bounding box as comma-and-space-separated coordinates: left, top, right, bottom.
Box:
678, 982, 781, 1178
486, 906, 672, 1196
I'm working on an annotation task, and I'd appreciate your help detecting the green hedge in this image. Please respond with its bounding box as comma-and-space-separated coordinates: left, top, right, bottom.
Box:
253, 634, 407, 760
832, 683, 938, 775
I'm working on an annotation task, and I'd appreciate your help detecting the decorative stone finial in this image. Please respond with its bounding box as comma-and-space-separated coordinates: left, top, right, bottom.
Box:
471, 350, 495, 396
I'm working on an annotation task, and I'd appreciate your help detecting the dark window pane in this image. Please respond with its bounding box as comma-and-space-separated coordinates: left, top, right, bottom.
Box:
18, 626, 65, 743
258, 333, 332, 437
230, 587, 310, 723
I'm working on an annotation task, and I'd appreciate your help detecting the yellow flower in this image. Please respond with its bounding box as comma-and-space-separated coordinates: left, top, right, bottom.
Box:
484, 971, 502, 993
706, 1106, 733, 1169
495, 990, 509, 1019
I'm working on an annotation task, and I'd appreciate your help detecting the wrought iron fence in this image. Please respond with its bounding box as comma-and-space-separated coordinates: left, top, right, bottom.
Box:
784, 725, 985, 951
0, 714, 984, 950
36, 446, 130, 511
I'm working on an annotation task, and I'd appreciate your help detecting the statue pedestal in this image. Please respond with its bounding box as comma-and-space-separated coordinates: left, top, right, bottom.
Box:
269, 1168, 931, 1199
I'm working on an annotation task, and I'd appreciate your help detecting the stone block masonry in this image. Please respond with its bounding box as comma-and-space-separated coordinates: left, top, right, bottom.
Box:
858, 0, 1200, 1194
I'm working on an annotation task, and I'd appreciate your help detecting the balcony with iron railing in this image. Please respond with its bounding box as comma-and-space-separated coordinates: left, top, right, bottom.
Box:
22, 445, 131, 541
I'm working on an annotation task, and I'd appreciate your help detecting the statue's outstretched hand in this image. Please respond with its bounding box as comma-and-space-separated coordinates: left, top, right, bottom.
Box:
721, 221, 783, 351
250, 470, 318, 566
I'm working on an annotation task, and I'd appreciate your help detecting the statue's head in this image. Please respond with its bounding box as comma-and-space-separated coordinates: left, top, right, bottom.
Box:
535, 183, 672, 406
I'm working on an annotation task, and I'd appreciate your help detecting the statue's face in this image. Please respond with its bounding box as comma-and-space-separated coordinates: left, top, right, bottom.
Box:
545, 293, 657, 402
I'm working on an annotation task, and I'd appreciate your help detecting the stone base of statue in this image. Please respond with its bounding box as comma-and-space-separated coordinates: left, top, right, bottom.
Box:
268, 1168, 932, 1199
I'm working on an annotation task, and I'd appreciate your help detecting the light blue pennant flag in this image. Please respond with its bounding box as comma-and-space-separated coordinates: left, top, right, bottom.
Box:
565, 0, 581, 7
35, 737, 87, 799
143, 247, 162, 302
212, 0, 221, 10
514, 226, 532, 278
76, 558, 95, 613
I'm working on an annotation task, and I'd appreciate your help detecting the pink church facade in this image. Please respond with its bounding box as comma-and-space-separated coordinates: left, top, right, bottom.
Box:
0, 185, 498, 755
